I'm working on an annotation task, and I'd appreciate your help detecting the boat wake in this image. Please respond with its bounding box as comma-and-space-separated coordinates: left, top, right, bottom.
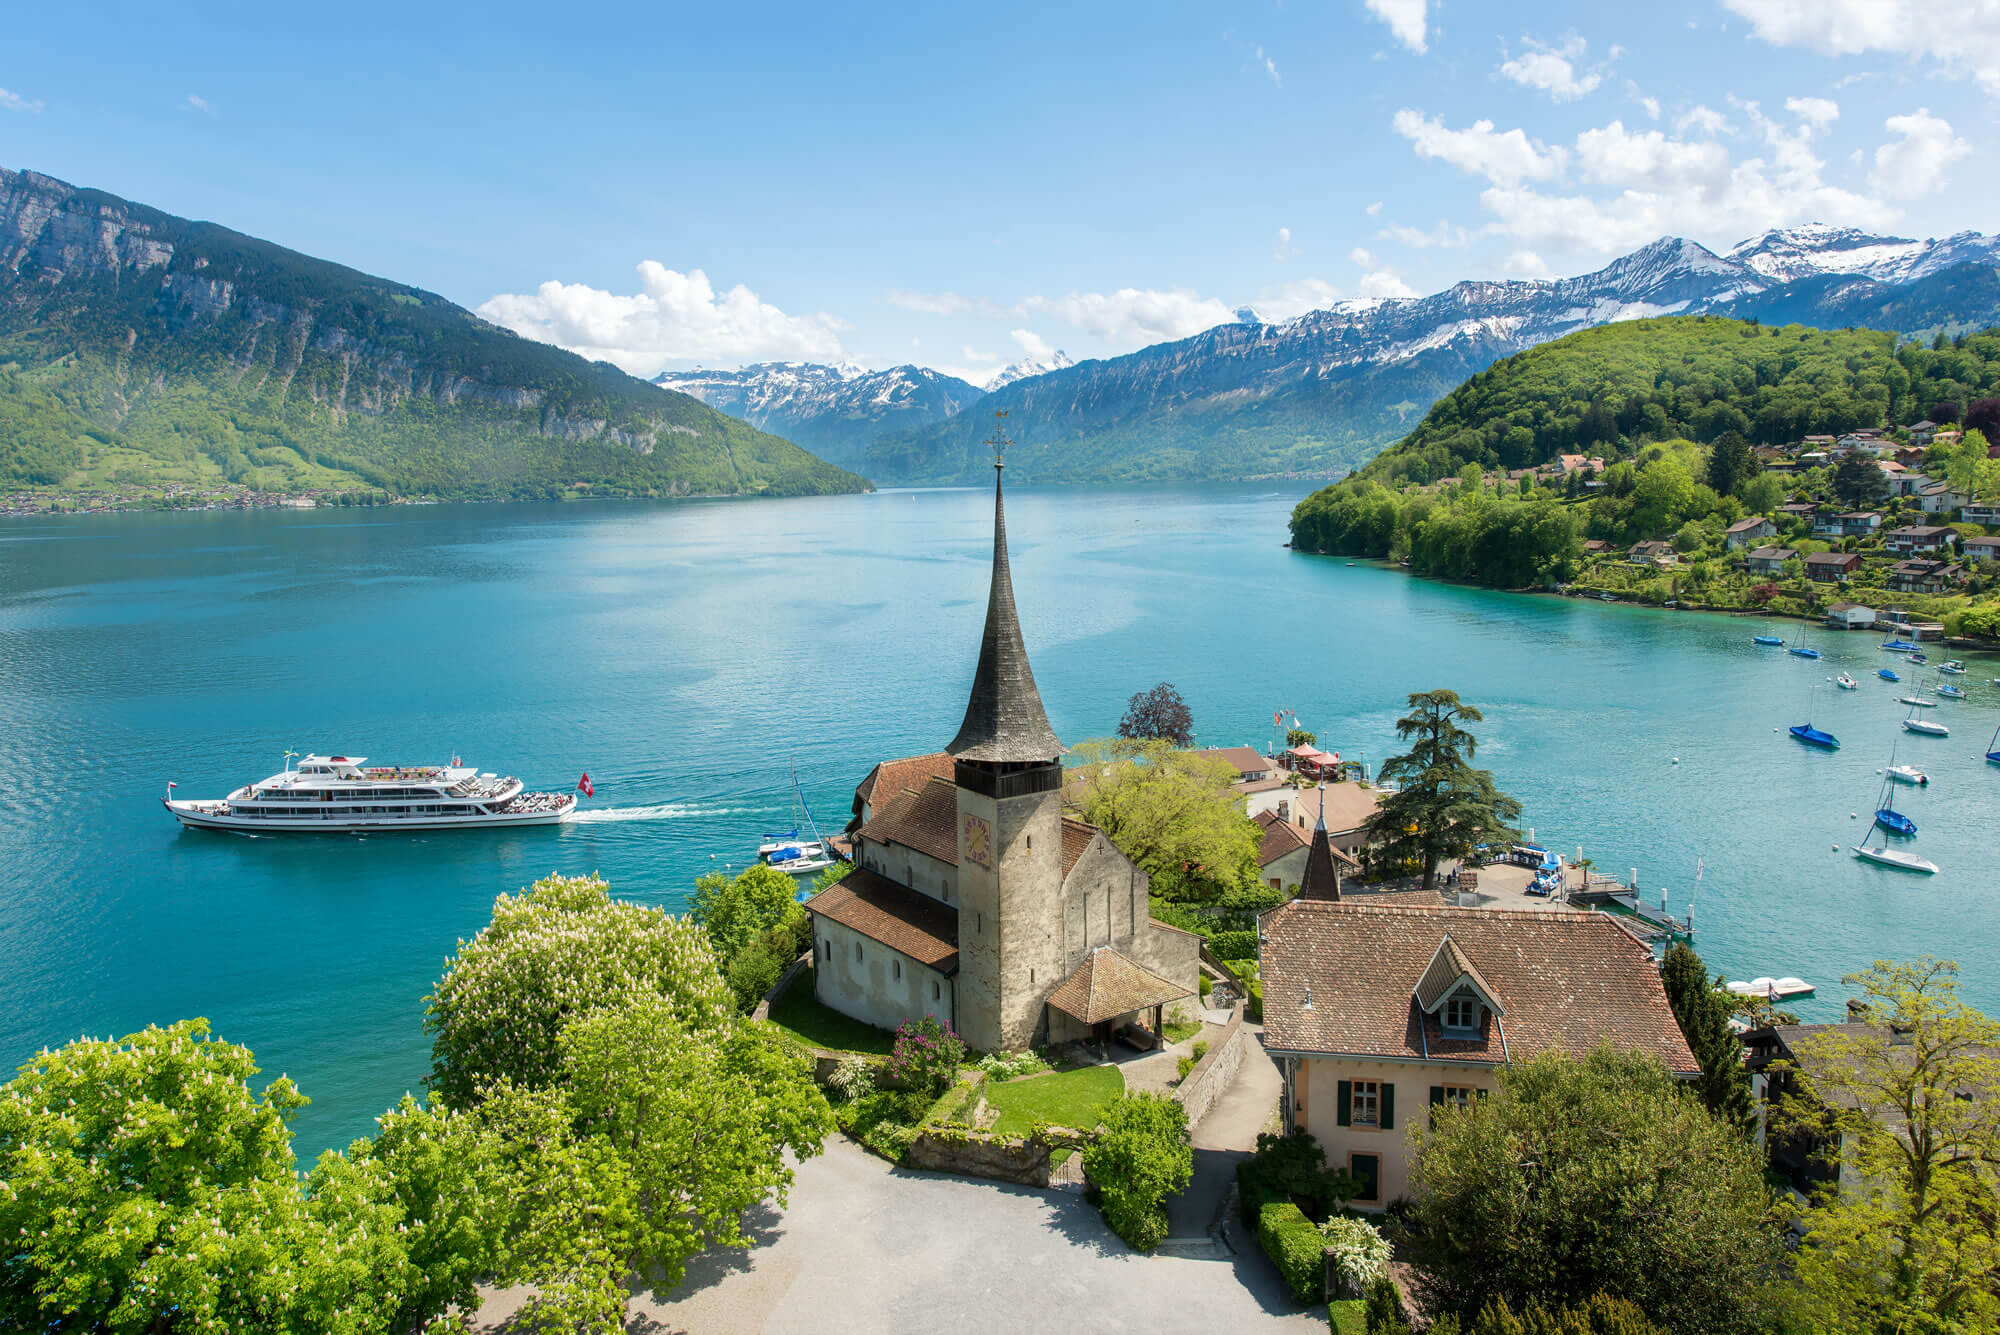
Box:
568, 803, 752, 824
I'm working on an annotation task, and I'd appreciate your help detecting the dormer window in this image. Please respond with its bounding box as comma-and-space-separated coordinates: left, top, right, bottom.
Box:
1443, 989, 1480, 1036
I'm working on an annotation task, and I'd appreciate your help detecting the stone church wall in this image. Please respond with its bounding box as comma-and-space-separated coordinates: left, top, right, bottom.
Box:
857, 839, 958, 907
811, 916, 954, 1035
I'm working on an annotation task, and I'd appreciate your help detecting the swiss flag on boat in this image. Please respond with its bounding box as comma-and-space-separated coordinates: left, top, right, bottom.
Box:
577, 773, 594, 797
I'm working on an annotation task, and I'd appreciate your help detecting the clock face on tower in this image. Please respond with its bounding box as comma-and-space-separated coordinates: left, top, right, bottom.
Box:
961, 812, 993, 869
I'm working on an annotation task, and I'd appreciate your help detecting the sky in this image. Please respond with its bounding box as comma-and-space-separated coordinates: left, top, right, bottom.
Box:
4, 0, 1997, 385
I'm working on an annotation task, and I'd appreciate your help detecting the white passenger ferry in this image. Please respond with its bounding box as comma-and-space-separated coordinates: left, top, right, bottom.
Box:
163, 753, 578, 832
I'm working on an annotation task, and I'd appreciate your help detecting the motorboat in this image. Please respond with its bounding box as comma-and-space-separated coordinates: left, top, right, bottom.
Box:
1725, 977, 1816, 1000
1852, 844, 1939, 874
163, 753, 578, 832
1908, 651, 1928, 664
1938, 660, 1966, 675
1878, 668, 1901, 682
1833, 673, 1858, 690
1936, 683, 1967, 700
1886, 764, 1929, 786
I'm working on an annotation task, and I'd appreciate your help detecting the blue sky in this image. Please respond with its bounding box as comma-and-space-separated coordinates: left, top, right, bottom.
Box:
4, 0, 1995, 383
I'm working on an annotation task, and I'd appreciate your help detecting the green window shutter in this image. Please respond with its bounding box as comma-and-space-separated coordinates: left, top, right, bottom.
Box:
1336, 1079, 1352, 1127
1380, 1082, 1395, 1131
1430, 1085, 1446, 1105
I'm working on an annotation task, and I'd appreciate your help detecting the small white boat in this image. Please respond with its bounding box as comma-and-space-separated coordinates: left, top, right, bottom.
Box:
1852, 844, 1940, 874
1938, 660, 1966, 675
1936, 683, 1966, 700
1885, 764, 1929, 786
1899, 695, 1936, 708
1903, 718, 1950, 737
1833, 672, 1858, 690
1725, 976, 1816, 1000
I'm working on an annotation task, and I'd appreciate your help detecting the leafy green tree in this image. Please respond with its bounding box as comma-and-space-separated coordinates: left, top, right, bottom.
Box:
1632, 457, 1700, 535
1405, 1047, 1783, 1334
1832, 451, 1888, 508
1082, 1091, 1193, 1251
425, 873, 734, 1106
1286, 726, 1317, 747
1738, 468, 1787, 514
1706, 430, 1755, 497
1659, 941, 1753, 1128
1117, 681, 1196, 746
1777, 959, 2000, 1334
690, 863, 805, 964
1363, 690, 1521, 893
1067, 738, 1260, 900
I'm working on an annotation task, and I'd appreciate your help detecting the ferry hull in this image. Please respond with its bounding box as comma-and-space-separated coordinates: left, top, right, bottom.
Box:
164, 798, 574, 832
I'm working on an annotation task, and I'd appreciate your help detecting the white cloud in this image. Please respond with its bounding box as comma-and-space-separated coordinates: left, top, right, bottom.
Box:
1636, 92, 1662, 120
1357, 270, 1418, 299
1392, 109, 1566, 186
1785, 96, 1839, 130
1675, 105, 1730, 136
1254, 278, 1344, 322
1275, 225, 1293, 260
961, 345, 998, 363
1011, 329, 1056, 361
1022, 288, 1237, 347
1380, 219, 1472, 248
1723, 0, 2000, 93
477, 262, 845, 375
186, 94, 211, 113
1868, 108, 1971, 198
1574, 121, 1733, 192
1502, 250, 1553, 278
0, 86, 43, 113
1349, 247, 1378, 268
885, 288, 1007, 317
1257, 45, 1281, 85
1365, 201, 1384, 216
1499, 35, 1603, 101
1364, 0, 1429, 53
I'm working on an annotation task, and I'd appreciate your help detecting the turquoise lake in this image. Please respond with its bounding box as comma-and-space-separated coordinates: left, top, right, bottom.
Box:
3, 483, 1997, 1155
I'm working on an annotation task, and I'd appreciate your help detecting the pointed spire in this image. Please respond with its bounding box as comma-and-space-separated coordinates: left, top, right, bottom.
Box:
1299, 791, 1341, 901
947, 414, 1063, 764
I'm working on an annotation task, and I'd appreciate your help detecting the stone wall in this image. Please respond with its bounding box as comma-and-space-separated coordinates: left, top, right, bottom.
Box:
750, 950, 812, 1023
901, 1124, 1093, 1187
1172, 1001, 1249, 1127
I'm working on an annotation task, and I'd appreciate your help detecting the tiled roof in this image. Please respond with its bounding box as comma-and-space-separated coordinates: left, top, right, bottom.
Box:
1280, 783, 1381, 836
1260, 901, 1697, 1074
1805, 552, 1860, 566
1060, 817, 1098, 878
1232, 776, 1289, 795
1413, 935, 1505, 1014
1194, 746, 1268, 775
1253, 811, 1359, 870
1045, 947, 1193, 1024
1745, 546, 1795, 561
855, 753, 954, 811
862, 774, 961, 866
805, 866, 960, 974
1726, 516, 1773, 533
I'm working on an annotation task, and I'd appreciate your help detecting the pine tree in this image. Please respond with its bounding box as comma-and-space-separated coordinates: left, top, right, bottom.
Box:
1660, 941, 1753, 1129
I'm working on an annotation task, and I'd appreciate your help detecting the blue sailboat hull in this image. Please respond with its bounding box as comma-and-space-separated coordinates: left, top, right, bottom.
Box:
1881, 640, 1920, 651
1789, 725, 1839, 749
1878, 669, 1900, 681
1789, 647, 1821, 659
1874, 809, 1917, 836
1752, 635, 1785, 645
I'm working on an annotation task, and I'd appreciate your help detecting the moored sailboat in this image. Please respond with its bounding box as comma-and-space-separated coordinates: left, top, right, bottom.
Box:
1788, 683, 1838, 749
1872, 745, 1918, 836
1852, 843, 1940, 873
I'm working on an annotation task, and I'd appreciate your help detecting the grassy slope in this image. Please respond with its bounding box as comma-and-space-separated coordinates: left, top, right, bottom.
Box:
983, 1065, 1125, 1134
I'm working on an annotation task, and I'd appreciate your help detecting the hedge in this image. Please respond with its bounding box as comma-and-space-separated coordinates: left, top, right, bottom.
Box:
1209, 929, 1259, 961
1238, 1160, 1277, 1228
1258, 1201, 1327, 1303
1246, 977, 1264, 1022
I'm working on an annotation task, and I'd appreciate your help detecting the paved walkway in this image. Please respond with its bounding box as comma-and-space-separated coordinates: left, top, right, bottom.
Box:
474, 1136, 1325, 1334
1163, 1024, 1284, 1248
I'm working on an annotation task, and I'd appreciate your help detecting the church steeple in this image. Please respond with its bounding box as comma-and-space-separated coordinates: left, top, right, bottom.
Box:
1298, 796, 1342, 901
947, 414, 1063, 764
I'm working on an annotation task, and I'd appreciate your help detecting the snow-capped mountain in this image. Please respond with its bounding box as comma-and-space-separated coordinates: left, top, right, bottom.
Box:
1726, 224, 2000, 286
986, 348, 1073, 391
651, 361, 983, 467
858, 224, 2000, 485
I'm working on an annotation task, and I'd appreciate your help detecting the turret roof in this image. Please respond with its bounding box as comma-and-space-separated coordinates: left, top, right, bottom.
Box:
946, 453, 1063, 764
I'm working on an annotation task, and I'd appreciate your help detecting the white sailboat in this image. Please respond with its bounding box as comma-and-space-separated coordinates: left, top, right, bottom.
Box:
1852, 844, 1940, 874
757, 767, 836, 877
1901, 700, 1949, 737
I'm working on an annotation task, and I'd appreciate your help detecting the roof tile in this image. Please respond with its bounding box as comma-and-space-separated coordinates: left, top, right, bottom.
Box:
805, 866, 959, 973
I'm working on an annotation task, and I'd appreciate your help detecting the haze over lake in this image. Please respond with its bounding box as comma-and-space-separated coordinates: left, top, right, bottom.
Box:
4, 484, 1996, 1154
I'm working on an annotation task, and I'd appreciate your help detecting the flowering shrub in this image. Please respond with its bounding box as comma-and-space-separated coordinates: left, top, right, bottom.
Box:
884, 1016, 964, 1096
975, 1049, 1050, 1082
827, 1054, 876, 1102
1321, 1214, 1393, 1297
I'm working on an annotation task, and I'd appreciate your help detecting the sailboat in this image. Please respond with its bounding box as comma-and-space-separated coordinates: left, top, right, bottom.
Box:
756, 767, 835, 878
1787, 610, 1821, 659
1901, 700, 1949, 738
1833, 672, 1858, 690
1880, 635, 1921, 652
1878, 667, 1901, 682
1872, 746, 1917, 836
1987, 722, 2000, 768
1752, 617, 1785, 646
1789, 683, 1839, 749
1853, 843, 1940, 874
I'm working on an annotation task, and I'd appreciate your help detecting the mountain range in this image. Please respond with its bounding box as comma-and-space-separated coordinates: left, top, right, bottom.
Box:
680, 226, 2000, 487
0, 167, 866, 499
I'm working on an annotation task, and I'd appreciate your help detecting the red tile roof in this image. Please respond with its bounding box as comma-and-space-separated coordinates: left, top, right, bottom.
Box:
1194, 746, 1270, 777
1060, 817, 1098, 878
1259, 901, 1696, 1074
854, 753, 954, 813
1254, 810, 1360, 870
805, 866, 959, 974
1045, 947, 1192, 1024
861, 774, 960, 865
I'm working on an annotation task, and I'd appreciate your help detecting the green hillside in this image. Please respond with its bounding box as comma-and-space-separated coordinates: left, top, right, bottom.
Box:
0, 168, 867, 502
1358, 316, 2000, 486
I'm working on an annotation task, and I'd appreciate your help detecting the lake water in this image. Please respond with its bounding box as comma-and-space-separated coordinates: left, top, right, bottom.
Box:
3, 484, 1997, 1155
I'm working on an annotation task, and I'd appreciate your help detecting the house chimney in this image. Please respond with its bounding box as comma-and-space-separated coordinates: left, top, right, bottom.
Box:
1845, 999, 1869, 1025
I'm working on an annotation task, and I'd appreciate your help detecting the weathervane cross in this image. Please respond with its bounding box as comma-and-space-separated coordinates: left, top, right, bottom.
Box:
987, 410, 1010, 470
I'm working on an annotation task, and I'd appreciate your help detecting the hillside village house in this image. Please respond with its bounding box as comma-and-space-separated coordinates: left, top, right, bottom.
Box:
1814, 511, 1881, 539
1725, 516, 1777, 550
1885, 470, 1931, 499
1963, 502, 2000, 527
1823, 602, 1876, 631
1254, 810, 1360, 893
1965, 536, 2000, 564
1907, 419, 1939, 445
808, 443, 1199, 1052
1744, 546, 1795, 576
1259, 902, 1698, 1209
1805, 552, 1862, 583
1629, 539, 1678, 566
1246, 781, 1384, 861
1916, 482, 1971, 515
1886, 560, 1966, 595
1884, 525, 1959, 556
1777, 502, 1819, 524
1195, 746, 1277, 784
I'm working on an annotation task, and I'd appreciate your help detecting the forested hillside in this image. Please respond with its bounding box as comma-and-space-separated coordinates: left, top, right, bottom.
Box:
0, 168, 867, 500
1362, 317, 2000, 486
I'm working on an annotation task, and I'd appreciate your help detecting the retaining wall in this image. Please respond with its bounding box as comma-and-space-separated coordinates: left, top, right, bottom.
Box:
1172, 1001, 1249, 1127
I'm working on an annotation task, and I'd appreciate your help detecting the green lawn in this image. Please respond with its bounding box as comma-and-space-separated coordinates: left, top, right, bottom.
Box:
1328, 1299, 1366, 1334
985, 1064, 1125, 1135
763, 967, 896, 1054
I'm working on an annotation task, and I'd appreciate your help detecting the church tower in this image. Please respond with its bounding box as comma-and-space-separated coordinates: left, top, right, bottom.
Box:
949, 414, 1066, 1053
